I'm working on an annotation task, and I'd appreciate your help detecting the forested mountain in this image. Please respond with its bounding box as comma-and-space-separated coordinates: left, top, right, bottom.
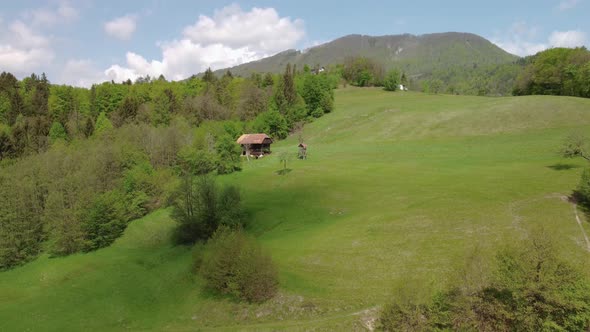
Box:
213, 32, 521, 95
217, 32, 517, 76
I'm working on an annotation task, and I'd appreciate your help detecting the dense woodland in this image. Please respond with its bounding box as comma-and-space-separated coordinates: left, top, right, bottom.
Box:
0, 64, 336, 269
514, 47, 590, 97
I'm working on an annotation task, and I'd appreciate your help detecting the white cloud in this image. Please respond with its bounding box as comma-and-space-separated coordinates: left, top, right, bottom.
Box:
104, 15, 137, 41
103, 5, 305, 82
9, 21, 50, 48
183, 4, 304, 55
491, 22, 546, 56
0, 20, 54, 75
548, 30, 587, 47
59, 59, 107, 87
0, 45, 53, 74
559, 0, 581, 10
491, 22, 588, 56
27, 1, 79, 26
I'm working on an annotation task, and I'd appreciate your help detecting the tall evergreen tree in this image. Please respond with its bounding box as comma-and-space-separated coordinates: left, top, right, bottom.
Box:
283, 63, 297, 107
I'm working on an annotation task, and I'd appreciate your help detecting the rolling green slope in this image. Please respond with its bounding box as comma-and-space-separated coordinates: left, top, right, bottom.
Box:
1, 89, 590, 331
217, 32, 518, 77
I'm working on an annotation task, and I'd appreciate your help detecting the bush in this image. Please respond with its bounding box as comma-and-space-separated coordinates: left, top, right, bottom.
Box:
198, 227, 278, 302
215, 134, 241, 174
379, 232, 590, 331
383, 69, 400, 92
171, 175, 246, 244
83, 190, 128, 251
252, 110, 289, 140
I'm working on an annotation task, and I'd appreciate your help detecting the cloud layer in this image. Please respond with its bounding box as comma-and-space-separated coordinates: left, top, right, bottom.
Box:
103, 4, 304, 83
558, 0, 581, 11
0, 20, 54, 74
492, 22, 587, 56
104, 15, 137, 41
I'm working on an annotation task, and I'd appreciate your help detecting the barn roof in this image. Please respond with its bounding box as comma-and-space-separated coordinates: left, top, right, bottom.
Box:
236, 134, 272, 145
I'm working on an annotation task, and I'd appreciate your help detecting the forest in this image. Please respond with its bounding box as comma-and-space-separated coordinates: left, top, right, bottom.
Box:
0, 64, 336, 269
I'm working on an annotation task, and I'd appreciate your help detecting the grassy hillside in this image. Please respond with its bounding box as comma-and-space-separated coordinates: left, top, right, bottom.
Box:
217, 32, 518, 77
2, 88, 590, 330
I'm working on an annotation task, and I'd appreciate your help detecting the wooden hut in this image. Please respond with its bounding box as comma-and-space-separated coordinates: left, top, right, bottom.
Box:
237, 134, 273, 158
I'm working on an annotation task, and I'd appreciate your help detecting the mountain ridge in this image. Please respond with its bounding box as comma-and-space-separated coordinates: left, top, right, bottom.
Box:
213, 32, 519, 77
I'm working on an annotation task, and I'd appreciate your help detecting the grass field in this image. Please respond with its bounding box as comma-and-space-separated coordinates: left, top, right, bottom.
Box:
2, 88, 590, 331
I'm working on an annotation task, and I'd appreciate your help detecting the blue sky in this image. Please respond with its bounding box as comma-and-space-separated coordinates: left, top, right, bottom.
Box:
0, 0, 588, 86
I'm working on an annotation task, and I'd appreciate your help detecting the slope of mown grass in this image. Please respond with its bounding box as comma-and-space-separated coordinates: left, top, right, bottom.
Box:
1, 88, 590, 331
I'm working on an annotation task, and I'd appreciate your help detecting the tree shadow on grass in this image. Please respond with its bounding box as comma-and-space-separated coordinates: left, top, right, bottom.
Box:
275, 168, 293, 176
546, 163, 580, 171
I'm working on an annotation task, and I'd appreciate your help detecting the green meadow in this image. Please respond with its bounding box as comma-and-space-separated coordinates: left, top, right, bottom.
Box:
2, 87, 590, 331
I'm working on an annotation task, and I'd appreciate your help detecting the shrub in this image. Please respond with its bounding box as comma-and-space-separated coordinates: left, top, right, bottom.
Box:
217, 185, 246, 227
215, 134, 241, 174
383, 69, 400, 92
171, 176, 246, 244
379, 232, 590, 331
199, 227, 278, 302
83, 190, 127, 251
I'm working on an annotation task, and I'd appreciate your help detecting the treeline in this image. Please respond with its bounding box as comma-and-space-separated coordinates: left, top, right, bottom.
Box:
514, 47, 590, 97
0, 65, 336, 269
336, 55, 520, 96
0, 66, 336, 161
338, 47, 590, 98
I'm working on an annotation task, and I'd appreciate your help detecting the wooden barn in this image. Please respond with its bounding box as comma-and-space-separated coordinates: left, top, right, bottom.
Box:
236, 134, 273, 157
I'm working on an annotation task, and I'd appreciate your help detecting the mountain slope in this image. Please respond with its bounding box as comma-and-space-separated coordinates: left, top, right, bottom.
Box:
2, 89, 590, 330
218, 32, 519, 77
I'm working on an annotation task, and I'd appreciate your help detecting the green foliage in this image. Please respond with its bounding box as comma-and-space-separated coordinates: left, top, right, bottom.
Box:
217, 186, 246, 228
429, 79, 444, 94
94, 111, 113, 136
238, 83, 268, 120
342, 56, 384, 87
202, 67, 216, 84
0, 170, 45, 269
282, 63, 297, 107
48, 121, 68, 143
383, 69, 400, 91
301, 74, 334, 117
152, 88, 179, 126
114, 94, 139, 126
379, 232, 590, 331
198, 227, 278, 303
514, 47, 590, 97
262, 72, 274, 88
178, 147, 216, 176
252, 110, 289, 140
215, 134, 241, 174
83, 190, 128, 251
171, 176, 245, 244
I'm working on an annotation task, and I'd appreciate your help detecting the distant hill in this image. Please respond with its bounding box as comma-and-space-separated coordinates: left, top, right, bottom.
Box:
214, 32, 519, 79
